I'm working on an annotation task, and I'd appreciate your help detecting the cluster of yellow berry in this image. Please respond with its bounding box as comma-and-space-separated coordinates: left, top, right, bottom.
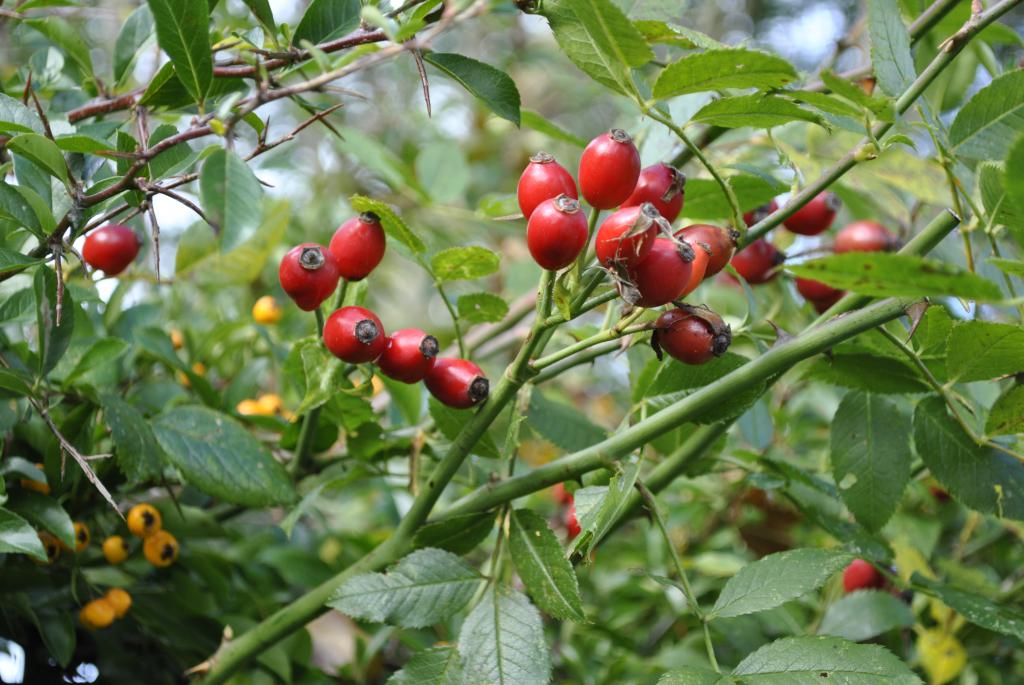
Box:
79, 588, 132, 630
236, 392, 291, 419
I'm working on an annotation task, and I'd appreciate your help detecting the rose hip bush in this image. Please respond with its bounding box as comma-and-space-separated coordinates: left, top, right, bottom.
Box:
1, 0, 1023, 683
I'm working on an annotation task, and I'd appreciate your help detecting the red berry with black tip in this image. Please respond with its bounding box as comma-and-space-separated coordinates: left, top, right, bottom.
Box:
565, 498, 581, 540
743, 199, 777, 227
654, 306, 731, 365
82, 224, 140, 275
279, 243, 341, 311
329, 212, 386, 281
323, 306, 386, 363
595, 203, 660, 270
426, 358, 489, 409
376, 328, 439, 383
527, 195, 589, 271
578, 129, 641, 209
783, 192, 841, 236
675, 224, 738, 278
730, 239, 784, 284
834, 221, 898, 253
842, 559, 885, 592
627, 238, 694, 308
621, 163, 686, 223
518, 152, 577, 219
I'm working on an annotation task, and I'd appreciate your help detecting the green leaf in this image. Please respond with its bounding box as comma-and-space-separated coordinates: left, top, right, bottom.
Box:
296, 340, 353, 415
804, 352, 929, 394
423, 53, 521, 126
457, 292, 508, 324
292, 0, 360, 45
830, 391, 911, 531
99, 393, 164, 483
912, 574, 1024, 641
242, 0, 276, 32
681, 175, 783, 221
25, 17, 94, 78
509, 509, 585, 622
413, 512, 494, 555
200, 148, 264, 252
542, 0, 653, 97
691, 94, 826, 129
0, 368, 33, 396
329, 548, 483, 627
710, 548, 854, 619
784, 90, 864, 119
5, 490, 74, 549
978, 161, 1024, 231
733, 636, 922, 684
818, 590, 915, 642
527, 390, 605, 453
787, 252, 1003, 300
54, 135, 116, 154
459, 586, 551, 685
867, 0, 915, 96
914, 396, 1024, 520
114, 5, 155, 82
6, 134, 68, 183
64, 338, 129, 387
0, 507, 47, 561
520, 110, 586, 148
147, 0, 213, 104
949, 70, 1024, 166
569, 455, 642, 558
635, 20, 723, 50
34, 266, 75, 377
0, 92, 45, 135
429, 397, 501, 459
387, 646, 463, 685
0, 182, 46, 237
1003, 135, 1024, 232
987, 384, 1024, 435
657, 669, 730, 685
152, 406, 295, 506
946, 321, 1024, 382
824, 72, 895, 118
350, 195, 426, 254
989, 258, 1024, 277
0, 246, 41, 275
430, 246, 500, 282
653, 49, 797, 99
148, 123, 197, 180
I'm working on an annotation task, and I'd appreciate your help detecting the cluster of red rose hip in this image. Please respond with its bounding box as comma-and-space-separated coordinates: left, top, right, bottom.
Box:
277, 215, 489, 409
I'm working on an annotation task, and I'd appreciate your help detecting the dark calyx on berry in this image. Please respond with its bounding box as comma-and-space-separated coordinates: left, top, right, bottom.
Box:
299, 246, 327, 270
355, 319, 380, 345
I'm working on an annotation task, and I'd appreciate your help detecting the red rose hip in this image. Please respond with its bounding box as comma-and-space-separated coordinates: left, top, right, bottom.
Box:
795, 277, 842, 302
279, 244, 341, 311
376, 328, 439, 383
595, 203, 661, 270
527, 195, 589, 271
842, 559, 885, 592
323, 306, 386, 363
675, 224, 738, 278
627, 238, 694, 308
426, 358, 489, 409
82, 224, 140, 275
517, 152, 577, 219
834, 221, 898, 253
329, 212, 386, 281
654, 306, 732, 365
811, 289, 845, 314
743, 199, 778, 227
578, 129, 641, 209
730, 239, 784, 284
621, 163, 686, 223
565, 498, 581, 540
783, 191, 840, 236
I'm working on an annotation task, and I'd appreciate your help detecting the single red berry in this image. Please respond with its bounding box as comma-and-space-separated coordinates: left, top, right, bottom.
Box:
517, 152, 577, 219
654, 306, 731, 365
425, 358, 489, 409
627, 238, 694, 308
811, 290, 845, 314
621, 163, 686, 223
82, 224, 140, 275
565, 499, 581, 540
743, 199, 778, 227
595, 204, 660, 269
527, 195, 589, 271
376, 328, 439, 383
677, 238, 710, 299
323, 306, 386, 364
552, 482, 573, 505
279, 244, 341, 311
329, 212, 386, 281
834, 221, 898, 253
795, 277, 842, 302
730, 239, 784, 284
675, 224, 738, 278
842, 559, 885, 593
783, 192, 841, 236
578, 129, 641, 209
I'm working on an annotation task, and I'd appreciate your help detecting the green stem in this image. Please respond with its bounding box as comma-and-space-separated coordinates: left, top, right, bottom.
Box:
574, 207, 602, 283
532, 312, 648, 371
292, 309, 326, 474
332, 278, 349, 310
532, 340, 620, 385
670, 126, 728, 168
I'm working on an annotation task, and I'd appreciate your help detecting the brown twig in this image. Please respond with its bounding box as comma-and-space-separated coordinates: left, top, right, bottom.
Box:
411, 49, 432, 117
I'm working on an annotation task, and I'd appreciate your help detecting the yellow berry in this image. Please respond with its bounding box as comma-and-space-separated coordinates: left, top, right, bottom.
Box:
170, 329, 185, 350
127, 503, 162, 538
252, 296, 283, 325
236, 399, 262, 416
143, 530, 179, 568
255, 393, 283, 415
73, 522, 90, 552
192, 362, 206, 375
102, 535, 130, 564
79, 599, 116, 629
104, 588, 132, 618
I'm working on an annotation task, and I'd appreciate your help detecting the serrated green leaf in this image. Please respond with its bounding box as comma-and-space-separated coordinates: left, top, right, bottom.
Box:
946, 321, 1024, 382
147, 0, 212, 104
99, 393, 164, 483
710, 548, 854, 619
912, 574, 1024, 641
949, 70, 1024, 166
868, 0, 915, 96
430, 246, 500, 282
653, 49, 797, 99
634, 20, 723, 50
527, 390, 605, 453
457, 292, 508, 324
657, 669, 730, 685
509, 509, 585, 622
733, 636, 922, 684
569, 455, 642, 558
63, 338, 129, 387
293, 0, 360, 45
429, 397, 501, 458
692, 94, 826, 129
987, 384, 1024, 435
681, 175, 783, 221
200, 148, 264, 252
350, 195, 426, 254
804, 352, 929, 394
387, 646, 463, 685
459, 586, 551, 685
413, 512, 494, 555
423, 53, 521, 126
818, 590, 915, 642
152, 406, 296, 506
988, 257, 1024, 277
329, 548, 483, 627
